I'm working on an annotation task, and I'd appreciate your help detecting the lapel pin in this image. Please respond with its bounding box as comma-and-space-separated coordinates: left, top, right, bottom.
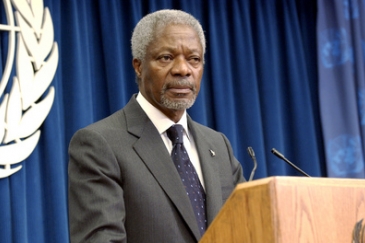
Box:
209, 149, 215, 157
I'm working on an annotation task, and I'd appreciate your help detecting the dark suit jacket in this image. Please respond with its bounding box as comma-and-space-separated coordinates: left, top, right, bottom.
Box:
68, 95, 245, 243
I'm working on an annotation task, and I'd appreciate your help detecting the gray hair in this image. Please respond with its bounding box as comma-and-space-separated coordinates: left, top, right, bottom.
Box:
131, 9, 206, 62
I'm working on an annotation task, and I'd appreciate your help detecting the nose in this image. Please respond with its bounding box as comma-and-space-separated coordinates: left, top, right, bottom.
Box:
171, 56, 191, 77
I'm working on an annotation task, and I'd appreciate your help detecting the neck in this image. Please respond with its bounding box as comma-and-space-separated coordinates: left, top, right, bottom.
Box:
163, 109, 185, 123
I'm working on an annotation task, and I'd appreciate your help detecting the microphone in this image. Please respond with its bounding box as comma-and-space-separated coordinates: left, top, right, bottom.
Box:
271, 148, 310, 177
247, 146, 258, 181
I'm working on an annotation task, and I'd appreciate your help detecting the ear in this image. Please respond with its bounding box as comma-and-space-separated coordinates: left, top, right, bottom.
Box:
132, 58, 142, 77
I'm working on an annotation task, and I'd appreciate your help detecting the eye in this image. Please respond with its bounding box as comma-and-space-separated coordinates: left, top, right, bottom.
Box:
188, 56, 201, 65
158, 55, 173, 63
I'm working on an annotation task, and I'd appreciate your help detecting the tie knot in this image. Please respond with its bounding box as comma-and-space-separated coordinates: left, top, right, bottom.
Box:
166, 124, 184, 145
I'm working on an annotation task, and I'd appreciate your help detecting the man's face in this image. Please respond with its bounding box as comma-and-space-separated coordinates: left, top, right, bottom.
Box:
134, 24, 204, 120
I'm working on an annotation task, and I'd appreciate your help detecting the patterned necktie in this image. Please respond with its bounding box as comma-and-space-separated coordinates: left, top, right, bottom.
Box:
166, 124, 207, 236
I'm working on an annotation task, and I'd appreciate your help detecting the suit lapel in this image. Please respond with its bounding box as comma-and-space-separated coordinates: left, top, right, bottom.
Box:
188, 117, 224, 224
124, 96, 201, 241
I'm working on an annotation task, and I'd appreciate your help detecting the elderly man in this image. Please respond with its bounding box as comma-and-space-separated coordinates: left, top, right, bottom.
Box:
68, 9, 245, 243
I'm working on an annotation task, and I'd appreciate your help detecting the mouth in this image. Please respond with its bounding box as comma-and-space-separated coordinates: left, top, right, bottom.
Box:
167, 87, 192, 95
160, 81, 197, 110
164, 80, 195, 96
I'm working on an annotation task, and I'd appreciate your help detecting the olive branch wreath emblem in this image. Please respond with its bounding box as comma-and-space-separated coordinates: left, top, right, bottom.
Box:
0, 0, 58, 178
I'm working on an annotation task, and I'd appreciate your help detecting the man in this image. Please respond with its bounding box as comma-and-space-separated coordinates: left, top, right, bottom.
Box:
68, 9, 245, 243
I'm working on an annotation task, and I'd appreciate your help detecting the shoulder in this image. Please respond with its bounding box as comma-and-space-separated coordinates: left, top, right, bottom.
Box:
188, 118, 224, 138
77, 94, 143, 134
188, 118, 231, 148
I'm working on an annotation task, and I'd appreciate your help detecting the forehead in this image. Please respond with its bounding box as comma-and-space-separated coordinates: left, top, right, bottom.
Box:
150, 24, 202, 50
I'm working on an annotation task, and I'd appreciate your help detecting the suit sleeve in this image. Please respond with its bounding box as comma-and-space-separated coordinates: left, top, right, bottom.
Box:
68, 128, 126, 243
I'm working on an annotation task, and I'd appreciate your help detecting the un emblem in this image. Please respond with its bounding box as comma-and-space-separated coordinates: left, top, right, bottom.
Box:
319, 28, 352, 68
327, 134, 364, 177
0, 0, 58, 178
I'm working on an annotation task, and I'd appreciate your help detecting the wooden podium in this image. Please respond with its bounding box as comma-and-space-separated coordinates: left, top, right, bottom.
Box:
200, 176, 365, 243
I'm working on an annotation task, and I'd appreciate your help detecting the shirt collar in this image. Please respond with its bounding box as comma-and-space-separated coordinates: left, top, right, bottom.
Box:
136, 92, 189, 137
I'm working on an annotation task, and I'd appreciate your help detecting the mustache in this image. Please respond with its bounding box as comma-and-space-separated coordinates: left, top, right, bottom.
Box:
162, 79, 196, 92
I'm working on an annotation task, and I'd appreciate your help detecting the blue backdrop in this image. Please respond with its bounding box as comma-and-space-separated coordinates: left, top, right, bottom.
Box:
1, 0, 363, 242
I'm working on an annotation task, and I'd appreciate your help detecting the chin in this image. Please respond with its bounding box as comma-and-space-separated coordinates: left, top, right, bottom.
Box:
161, 97, 195, 110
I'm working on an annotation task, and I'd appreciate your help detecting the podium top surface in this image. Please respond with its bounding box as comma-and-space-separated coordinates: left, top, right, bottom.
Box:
236, 176, 365, 190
